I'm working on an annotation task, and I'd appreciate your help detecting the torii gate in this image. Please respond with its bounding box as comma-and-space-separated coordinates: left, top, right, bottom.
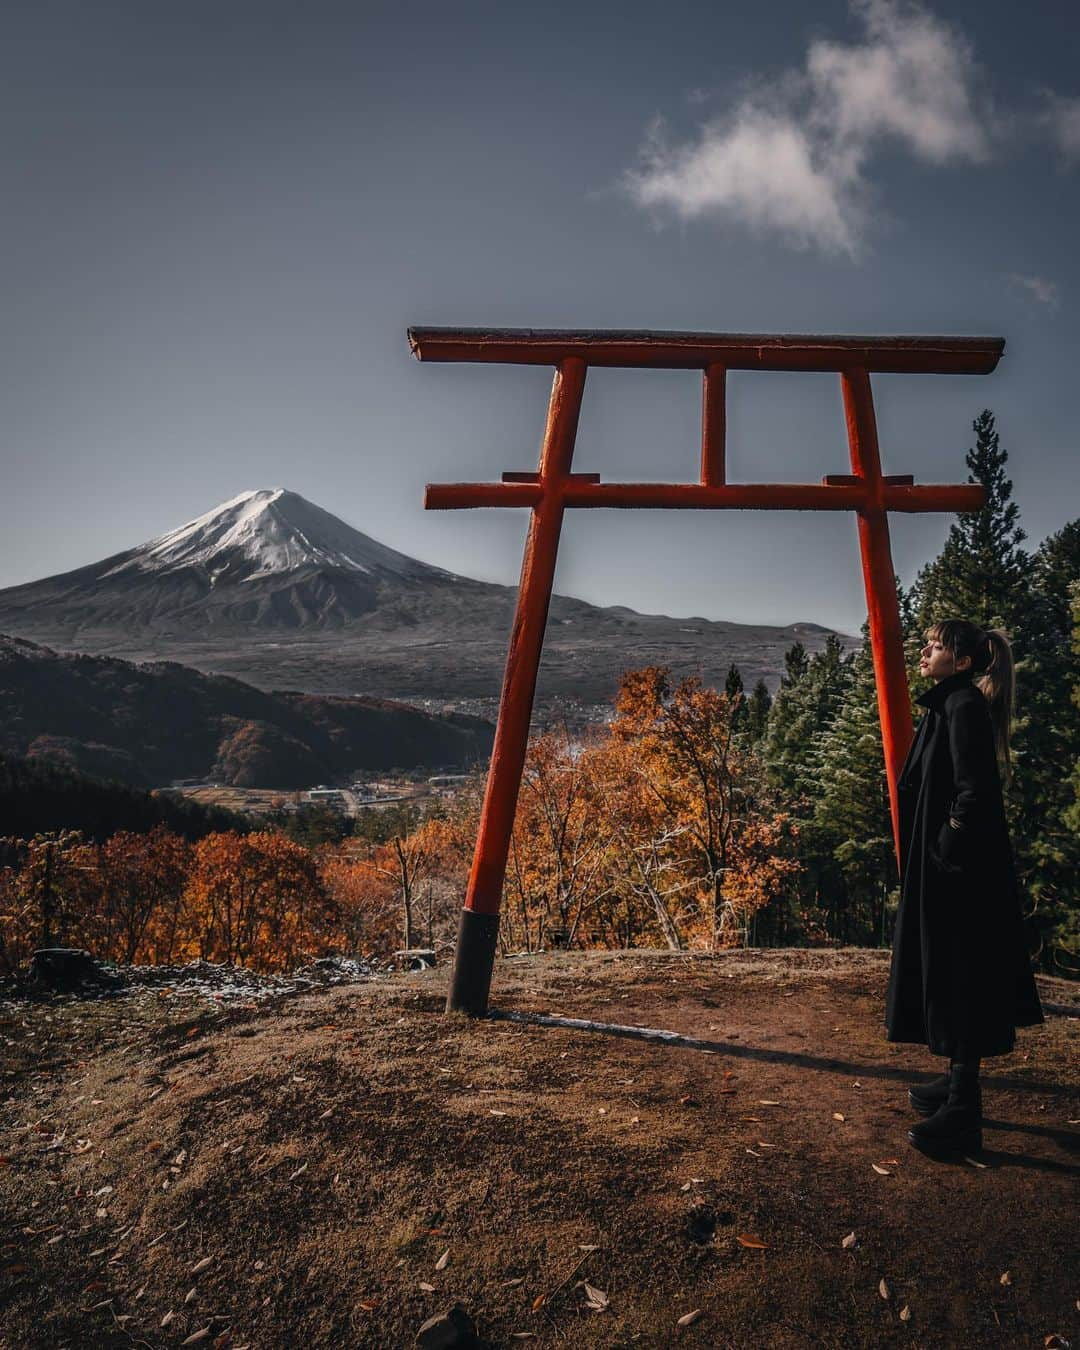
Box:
409, 328, 1002, 1014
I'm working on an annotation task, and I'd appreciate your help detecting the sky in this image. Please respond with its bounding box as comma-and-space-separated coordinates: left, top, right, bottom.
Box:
1, 0, 1077, 635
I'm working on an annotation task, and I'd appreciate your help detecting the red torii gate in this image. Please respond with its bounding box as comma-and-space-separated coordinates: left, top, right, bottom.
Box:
409, 328, 1002, 1014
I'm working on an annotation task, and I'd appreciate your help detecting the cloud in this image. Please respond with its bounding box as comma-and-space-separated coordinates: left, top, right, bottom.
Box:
623, 0, 991, 256
1007, 273, 1060, 308
1040, 92, 1080, 163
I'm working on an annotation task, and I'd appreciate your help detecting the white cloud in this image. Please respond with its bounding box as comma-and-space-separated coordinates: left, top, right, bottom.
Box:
1007, 273, 1060, 308
627, 109, 864, 256
1040, 92, 1080, 163
623, 0, 990, 256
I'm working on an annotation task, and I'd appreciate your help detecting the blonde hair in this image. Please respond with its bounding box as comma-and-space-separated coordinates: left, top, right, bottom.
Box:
925, 619, 1015, 787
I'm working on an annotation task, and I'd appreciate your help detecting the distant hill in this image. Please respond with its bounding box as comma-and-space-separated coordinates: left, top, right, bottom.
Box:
0, 635, 493, 790
0, 752, 252, 842
0, 489, 855, 704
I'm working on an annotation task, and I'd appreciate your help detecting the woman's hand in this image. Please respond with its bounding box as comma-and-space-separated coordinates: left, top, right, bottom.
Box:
929, 816, 967, 873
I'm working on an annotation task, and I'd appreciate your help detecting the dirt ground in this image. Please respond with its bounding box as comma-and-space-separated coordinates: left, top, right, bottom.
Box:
1, 949, 1077, 1350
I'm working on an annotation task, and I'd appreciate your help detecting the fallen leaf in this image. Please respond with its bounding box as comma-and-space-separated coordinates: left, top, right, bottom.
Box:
357, 1298, 379, 1311
758, 1100, 780, 1106
899, 1305, 911, 1322
963, 1156, 987, 1169
531, 1294, 546, 1311
879, 1278, 890, 1300
289, 1162, 308, 1181
833, 1113, 845, 1122
181, 1330, 211, 1346
1000, 1271, 1011, 1286
161, 1311, 175, 1327
1044, 1337, 1069, 1349
191, 1256, 214, 1275
489, 1110, 507, 1118
184, 1286, 197, 1305
419, 1282, 435, 1293
872, 1164, 891, 1176
842, 1232, 857, 1249
318, 1109, 333, 1120
434, 1248, 449, 1271
677, 1309, 702, 1327
736, 1234, 767, 1249
501, 1277, 524, 1288
583, 1281, 609, 1312
746, 1149, 762, 1158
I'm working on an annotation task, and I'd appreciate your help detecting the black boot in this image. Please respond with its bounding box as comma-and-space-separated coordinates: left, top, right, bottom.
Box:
907, 1060, 982, 1158
908, 1063, 951, 1116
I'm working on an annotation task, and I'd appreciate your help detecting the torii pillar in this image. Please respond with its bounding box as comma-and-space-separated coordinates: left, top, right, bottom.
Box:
409, 329, 1001, 1014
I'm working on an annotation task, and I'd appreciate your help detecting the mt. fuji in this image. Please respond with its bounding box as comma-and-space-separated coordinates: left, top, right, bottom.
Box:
0, 488, 457, 638
103, 489, 453, 588
0, 489, 851, 706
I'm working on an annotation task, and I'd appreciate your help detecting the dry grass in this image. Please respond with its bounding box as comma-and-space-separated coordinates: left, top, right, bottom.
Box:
1, 949, 1077, 1348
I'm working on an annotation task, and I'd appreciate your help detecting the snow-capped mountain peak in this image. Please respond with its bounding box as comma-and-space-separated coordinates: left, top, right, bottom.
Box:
104, 488, 448, 584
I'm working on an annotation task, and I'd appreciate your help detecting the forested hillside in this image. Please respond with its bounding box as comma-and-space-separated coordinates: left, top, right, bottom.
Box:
0, 636, 493, 788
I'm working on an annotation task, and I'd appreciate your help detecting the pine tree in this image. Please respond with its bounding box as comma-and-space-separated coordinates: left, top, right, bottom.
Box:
782, 641, 809, 689
725, 663, 749, 735
745, 679, 772, 743
909, 410, 1029, 638
764, 634, 854, 800
1010, 520, 1080, 972
807, 622, 895, 945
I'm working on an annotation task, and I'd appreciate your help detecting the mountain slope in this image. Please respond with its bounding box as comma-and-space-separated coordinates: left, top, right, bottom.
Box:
0, 489, 855, 704
0, 635, 493, 789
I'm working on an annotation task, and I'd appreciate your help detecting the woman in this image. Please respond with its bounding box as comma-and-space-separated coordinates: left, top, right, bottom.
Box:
885, 619, 1044, 1159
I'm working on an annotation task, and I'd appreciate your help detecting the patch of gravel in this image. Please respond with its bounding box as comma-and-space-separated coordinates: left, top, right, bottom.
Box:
0, 954, 378, 1010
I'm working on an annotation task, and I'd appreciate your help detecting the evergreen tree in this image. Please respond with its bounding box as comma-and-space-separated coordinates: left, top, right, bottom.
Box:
724, 663, 749, 735
1060, 580, 1080, 975
909, 410, 1029, 638
763, 634, 854, 799
1010, 520, 1080, 972
755, 635, 854, 945
745, 678, 772, 743
807, 622, 895, 945
782, 640, 810, 689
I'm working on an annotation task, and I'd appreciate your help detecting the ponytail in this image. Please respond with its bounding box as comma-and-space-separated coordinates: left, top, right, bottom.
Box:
975, 629, 1015, 788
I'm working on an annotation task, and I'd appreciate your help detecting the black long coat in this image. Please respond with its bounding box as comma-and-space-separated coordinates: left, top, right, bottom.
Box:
884, 670, 1043, 1058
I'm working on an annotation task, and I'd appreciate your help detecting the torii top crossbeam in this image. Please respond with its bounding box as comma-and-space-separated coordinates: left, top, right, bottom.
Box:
409, 326, 1002, 1015
408, 327, 1002, 373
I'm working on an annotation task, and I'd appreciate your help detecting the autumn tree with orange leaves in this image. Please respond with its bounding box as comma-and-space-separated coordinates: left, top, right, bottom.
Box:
605, 666, 800, 949
181, 831, 333, 969
502, 727, 615, 953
